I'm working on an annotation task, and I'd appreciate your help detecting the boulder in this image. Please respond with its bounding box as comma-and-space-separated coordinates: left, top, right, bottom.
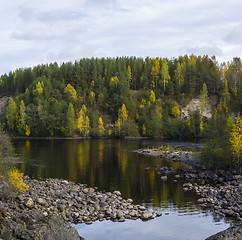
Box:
206, 222, 242, 240
24, 198, 34, 208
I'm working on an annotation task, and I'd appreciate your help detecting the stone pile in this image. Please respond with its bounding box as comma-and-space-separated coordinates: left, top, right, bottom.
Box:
1, 177, 160, 226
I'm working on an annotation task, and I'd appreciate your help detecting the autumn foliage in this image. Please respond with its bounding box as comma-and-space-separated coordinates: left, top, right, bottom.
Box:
8, 169, 29, 192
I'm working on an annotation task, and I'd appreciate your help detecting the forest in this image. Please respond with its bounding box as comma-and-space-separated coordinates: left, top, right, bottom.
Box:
0, 55, 241, 168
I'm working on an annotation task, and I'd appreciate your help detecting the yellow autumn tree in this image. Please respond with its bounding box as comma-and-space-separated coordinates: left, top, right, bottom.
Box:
109, 76, 119, 88
229, 115, 242, 166
127, 65, 132, 85
171, 105, 180, 118
89, 91, 95, 106
115, 118, 122, 137
151, 58, 160, 89
149, 90, 156, 104
119, 104, 128, 125
64, 84, 77, 100
25, 125, 31, 136
77, 105, 89, 137
115, 104, 128, 137
35, 82, 43, 95
156, 106, 162, 119
160, 59, 170, 92
142, 124, 146, 136
98, 117, 105, 136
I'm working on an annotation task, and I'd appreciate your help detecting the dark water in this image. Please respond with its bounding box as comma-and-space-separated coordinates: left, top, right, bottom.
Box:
13, 139, 231, 240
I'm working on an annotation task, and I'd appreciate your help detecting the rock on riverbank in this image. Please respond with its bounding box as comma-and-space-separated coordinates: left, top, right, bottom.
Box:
0, 176, 159, 239
134, 148, 198, 167
183, 175, 242, 221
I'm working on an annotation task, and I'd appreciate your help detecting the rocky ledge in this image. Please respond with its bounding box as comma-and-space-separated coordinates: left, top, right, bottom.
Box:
0, 176, 161, 239
134, 148, 198, 167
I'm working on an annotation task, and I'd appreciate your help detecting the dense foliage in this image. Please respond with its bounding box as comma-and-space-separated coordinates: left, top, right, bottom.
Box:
0, 127, 13, 181
0, 55, 241, 169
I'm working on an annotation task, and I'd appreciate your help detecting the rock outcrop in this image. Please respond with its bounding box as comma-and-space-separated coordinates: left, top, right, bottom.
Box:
181, 95, 218, 119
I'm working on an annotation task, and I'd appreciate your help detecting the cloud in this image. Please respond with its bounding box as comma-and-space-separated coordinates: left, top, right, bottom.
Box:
0, 0, 242, 75
37, 10, 85, 23
11, 29, 54, 41
185, 45, 223, 57
224, 24, 242, 45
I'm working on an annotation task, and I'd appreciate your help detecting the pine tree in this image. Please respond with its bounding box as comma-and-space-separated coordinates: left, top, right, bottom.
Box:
160, 59, 170, 93
18, 100, 27, 135
174, 62, 184, 92
66, 103, 75, 136
6, 98, 18, 132
127, 65, 132, 88
201, 83, 208, 112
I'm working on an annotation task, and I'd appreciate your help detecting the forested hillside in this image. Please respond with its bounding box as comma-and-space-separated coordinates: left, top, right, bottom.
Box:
0, 55, 241, 139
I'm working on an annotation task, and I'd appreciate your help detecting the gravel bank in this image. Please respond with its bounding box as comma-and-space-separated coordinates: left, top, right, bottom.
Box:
0, 176, 161, 239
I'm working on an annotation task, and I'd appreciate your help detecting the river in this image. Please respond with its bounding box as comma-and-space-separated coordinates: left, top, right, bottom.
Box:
12, 139, 231, 240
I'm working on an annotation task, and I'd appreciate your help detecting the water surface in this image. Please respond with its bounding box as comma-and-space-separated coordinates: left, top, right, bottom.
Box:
13, 139, 231, 240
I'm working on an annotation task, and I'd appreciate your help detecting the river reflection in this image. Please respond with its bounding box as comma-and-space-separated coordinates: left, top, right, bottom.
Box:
12, 139, 230, 239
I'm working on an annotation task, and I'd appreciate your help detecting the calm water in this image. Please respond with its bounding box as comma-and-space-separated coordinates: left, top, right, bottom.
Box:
13, 139, 231, 240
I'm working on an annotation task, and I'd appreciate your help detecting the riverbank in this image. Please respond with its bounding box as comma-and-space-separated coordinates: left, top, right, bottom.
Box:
135, 147, 242, 219
135, 147, 242, 238
0, 176, 161, 239
134, 148, 199, 167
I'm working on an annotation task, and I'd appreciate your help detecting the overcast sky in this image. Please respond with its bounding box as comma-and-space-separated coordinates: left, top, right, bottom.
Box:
0, 0, 242, 75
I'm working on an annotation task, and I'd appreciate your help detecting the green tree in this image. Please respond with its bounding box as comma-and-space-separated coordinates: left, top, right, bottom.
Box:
18, 100, 27, 136
6, 98, 18, 132
160, 59, 170, 93
201, 83, 208, 111
0, 128, 13, 181
66, 103, 76, 136
127, 65, 132, 88
174, 62, 184, 90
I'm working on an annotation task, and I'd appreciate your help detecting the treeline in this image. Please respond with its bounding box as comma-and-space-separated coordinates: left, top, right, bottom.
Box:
0, 55, 241, 140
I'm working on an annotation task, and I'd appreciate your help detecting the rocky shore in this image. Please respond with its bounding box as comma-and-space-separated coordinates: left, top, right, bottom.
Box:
134, 148, 199, 167
136, 147, 242, 238
0, 176, 160, 239
205, 221, 242, 240
183, 175, 242, 221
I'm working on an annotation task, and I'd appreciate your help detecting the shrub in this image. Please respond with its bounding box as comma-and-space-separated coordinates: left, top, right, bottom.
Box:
0, 129, 13, 181
8, 169, 29, 192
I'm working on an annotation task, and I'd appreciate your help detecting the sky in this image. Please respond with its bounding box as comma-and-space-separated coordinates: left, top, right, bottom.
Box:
0, 0, 242, 75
